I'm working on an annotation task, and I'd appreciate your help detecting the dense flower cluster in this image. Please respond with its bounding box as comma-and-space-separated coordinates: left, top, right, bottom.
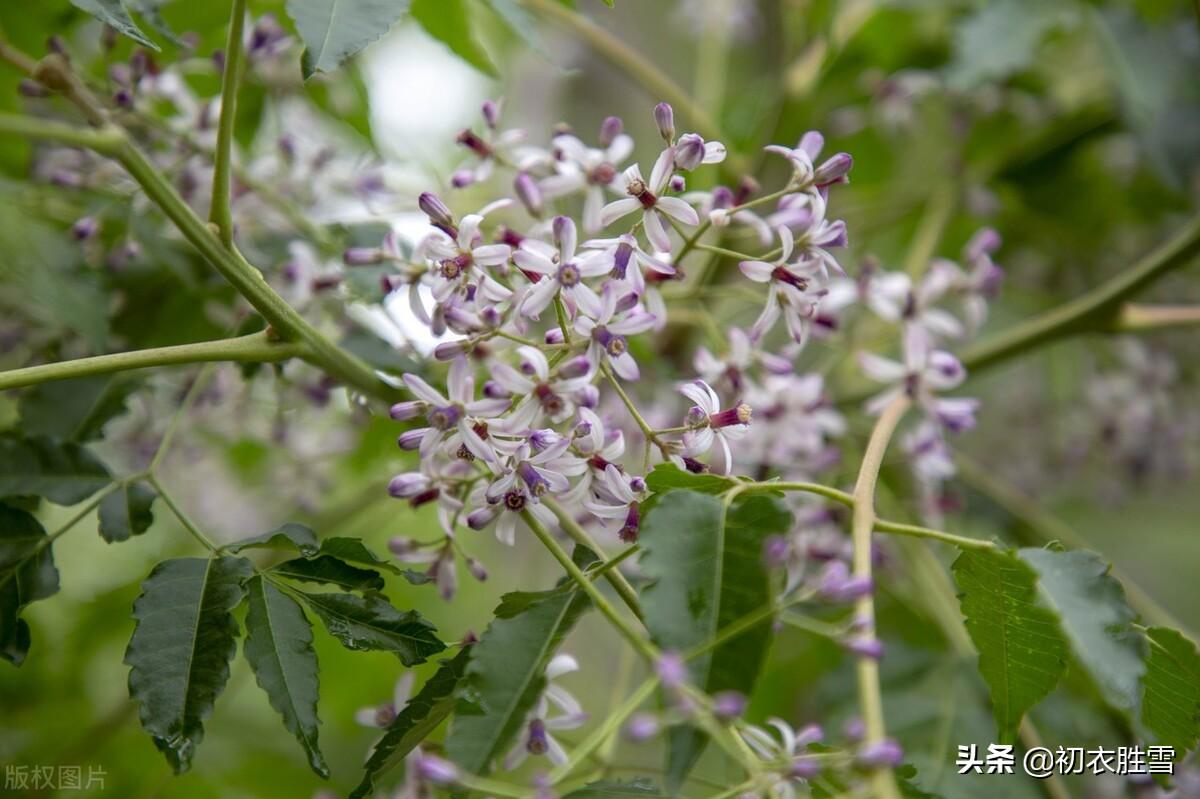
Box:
353, 100, 1004, 785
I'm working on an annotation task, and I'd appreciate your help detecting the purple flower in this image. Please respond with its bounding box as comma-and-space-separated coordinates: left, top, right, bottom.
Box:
765, 130, 852, 189
399, 357, 510, 462
678, 380, 751, 474
575, 283, 656, 380
601, 147, 700, 253
514, 217, 610, 319
856, 738, 904, 769
740, 226, 826, 346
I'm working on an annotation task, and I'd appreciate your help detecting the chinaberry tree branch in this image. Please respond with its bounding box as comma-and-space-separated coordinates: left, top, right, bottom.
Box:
960, 212, 1200, 372
849, 394, 909, 799
0, 331, 304, 391
209, 0, 248, 246
0, 53, 398, 401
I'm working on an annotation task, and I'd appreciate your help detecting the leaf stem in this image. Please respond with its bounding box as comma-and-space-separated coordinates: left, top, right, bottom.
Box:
1110, 303, 1200, 332
543, 498, 644, 621
209, 0, 248, 246
150, 476, 221, 553
521, 509, 657, 661
960, 212, 1200, 373
849, 395, 909, 799
0, 332, 304, 391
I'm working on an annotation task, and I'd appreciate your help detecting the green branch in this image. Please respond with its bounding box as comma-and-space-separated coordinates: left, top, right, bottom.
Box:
543, 497, 644, 621
0, 332, 304, 391
210, 0, 248, 246
849, 395, 908, 799
961, 213, 1200, 373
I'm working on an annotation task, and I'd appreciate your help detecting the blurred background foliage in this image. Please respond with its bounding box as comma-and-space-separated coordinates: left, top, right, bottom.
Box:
1, 0, 1198, 797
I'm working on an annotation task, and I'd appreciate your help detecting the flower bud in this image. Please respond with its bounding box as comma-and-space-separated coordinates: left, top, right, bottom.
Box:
856, 739, 904, 770
418, 192, 454, 229
398, 429, 425, 450
544, 327, 565, 345
415, 753, 460, 786
653, 102, 675, 143
674, 133, 706, 171
481, 99, 500, 129
843, 636, 884, 660
575, 384, 599, 408
552, 215, 574, 251
669, 175, 686, 192
599, 115, 623, 147
71, 216, 99, 241
712, 691, 747, 721
343, 247, 382, 266
514, 172, 543, 217
556, 355, 592, 380
434, 340, 470, 361
18, 79, 48, 98
466, 557, 488, 582
813, 152, 853, 186
467, 505, 500, 531
655, 651, 687, 688
450, 170, 475, 189
625, 713, 659, 741
390, 401, 423, 421
388, 536, 420, 557
387, 473, 428, 499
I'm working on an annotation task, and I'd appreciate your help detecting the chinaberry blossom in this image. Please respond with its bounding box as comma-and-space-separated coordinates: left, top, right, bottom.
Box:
542, 116, 634, 232
503, 654, 587, 770
765, 130, 853, 190
395, 357, 510, 462
601, 144, 701, 253
678, 380, 752, 474
575, 283, 656, 380
858, 347, 979, 431
740, 226, 826, 345
515, 216, 609, 319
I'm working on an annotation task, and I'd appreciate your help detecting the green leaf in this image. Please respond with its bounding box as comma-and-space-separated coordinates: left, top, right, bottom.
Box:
643, 463, 740, 495
286, 0, 412, 79
271, 555, 385, 592
70, 0, 160, 50
353, 647, 473, 798
952, 548, 1069, 741
400, 568, 435, 586
945, 0, 1075, 90
228, 523, 321, 557
637, 490, 789, 792
299, 590, 445, 665
483, 0, 552, 61
124, 556, 254, 773
411, 0, 497, 77
1019, 548, 1146, 716
19, 375, 140, 442
317, 536, 401, 573
1140, 627, 1200, 756
564, 780, 665, 798
0, 436, 111, 506
0, 504, 58, 666
125, 0, 183, 45
243, 575, 329, 778
98, 481, 156, 543
446, 584, 590, 777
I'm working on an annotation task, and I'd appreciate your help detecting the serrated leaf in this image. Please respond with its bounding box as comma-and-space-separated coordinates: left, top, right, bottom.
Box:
952, 548, 1069, 742
98, 481, 156, 543
228, 523, 321, 557
286, 0, 412, 79
243, 575, 328, 778
272, 555, 384, 592
125, 0, 182, 45
1019, 548, 1146, 717
0, 436, 111, 506
353, 647, 473, 798
300, 591, 444, 665
1140, 627, 1200, 756
0, 504, 58, 666
564, 779, 665, 798
19, 375, 139, 442
643, 463, 740, 495
70, 0, 160, 49
638, 491, 789, 791
124, 556, 254, 772
411, 0, 497, 77
446, 584, 589, 777
318, 537, 401, 573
